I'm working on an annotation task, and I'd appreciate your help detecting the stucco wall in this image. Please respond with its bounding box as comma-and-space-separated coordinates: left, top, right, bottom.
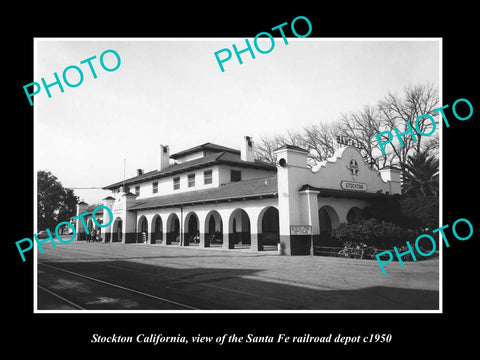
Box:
218, 165, 275, 185
134, 165, 219, 199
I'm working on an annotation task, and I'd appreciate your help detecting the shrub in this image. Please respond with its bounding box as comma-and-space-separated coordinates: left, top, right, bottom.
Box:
361, 192, 439, 231
331, 219, 438, 261
331, 218, 416, 249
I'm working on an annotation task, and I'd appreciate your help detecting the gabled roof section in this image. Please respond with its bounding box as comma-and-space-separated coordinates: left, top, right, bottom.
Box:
103, 151, 276, 190
170, 142, 240, 159
129, 176, 278, 210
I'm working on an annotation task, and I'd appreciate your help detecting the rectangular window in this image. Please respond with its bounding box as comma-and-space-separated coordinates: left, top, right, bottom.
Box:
152, 181, 158, 194
188, 173, 195, 187
231, 170, 242, 182
173, 177, 180, 190
135, 185, 140, 196
204, 169, 212, 185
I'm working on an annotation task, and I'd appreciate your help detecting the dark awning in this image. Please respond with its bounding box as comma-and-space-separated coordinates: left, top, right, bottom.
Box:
299, 184, 385, 200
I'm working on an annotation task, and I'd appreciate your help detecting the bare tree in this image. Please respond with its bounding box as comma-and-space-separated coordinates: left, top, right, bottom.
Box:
301, 122, 340, 164
377, 83, 439, 165
254, 129, 313, 164
254, 136, 284, 164
255, 83, 439, 170
255, 122, 342, 168
421, 133, 439, 159
339, 105, 387, 170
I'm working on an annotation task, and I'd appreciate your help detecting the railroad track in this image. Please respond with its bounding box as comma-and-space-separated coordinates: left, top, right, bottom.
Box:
37, 262, 198, 310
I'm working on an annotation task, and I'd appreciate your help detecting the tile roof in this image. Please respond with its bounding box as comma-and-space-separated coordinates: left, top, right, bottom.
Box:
129, 176, 278, 210
104, 151, 276, 190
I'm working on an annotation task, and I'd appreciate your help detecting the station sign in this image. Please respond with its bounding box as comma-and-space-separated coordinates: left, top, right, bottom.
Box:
340, 180, 367, 191
290, 225, 312, 235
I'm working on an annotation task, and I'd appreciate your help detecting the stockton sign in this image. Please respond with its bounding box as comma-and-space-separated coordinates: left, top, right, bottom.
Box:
340, 180, 367, 191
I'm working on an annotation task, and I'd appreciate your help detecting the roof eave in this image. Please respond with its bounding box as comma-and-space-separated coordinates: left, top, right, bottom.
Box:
128, 192, 278, 211
103, 159, 276, 190
103, 160, 222, 190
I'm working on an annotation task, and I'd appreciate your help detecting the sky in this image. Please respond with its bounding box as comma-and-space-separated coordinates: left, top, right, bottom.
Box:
35, 38, 440, 204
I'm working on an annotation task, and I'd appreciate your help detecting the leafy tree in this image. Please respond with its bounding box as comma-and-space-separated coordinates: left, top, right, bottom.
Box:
361, 151, 439, 231
362, 193, 405, 225
38, 170, 79, 230
400, 151, 439, 198
400, 195, 439, 231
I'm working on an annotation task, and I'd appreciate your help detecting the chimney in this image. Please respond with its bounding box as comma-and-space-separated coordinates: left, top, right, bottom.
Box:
241, 136, 254, 162
159, 144, 170, 171
136, 169, 144, 176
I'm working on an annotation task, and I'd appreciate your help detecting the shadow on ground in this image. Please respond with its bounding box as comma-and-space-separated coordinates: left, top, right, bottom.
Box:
38, 259, 439, 311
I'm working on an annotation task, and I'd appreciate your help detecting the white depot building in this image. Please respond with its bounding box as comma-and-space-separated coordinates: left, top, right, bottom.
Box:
76, 136, 401, 255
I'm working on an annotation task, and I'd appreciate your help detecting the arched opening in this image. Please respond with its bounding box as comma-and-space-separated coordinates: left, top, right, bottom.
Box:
166, 213, 180, 245
347, 206, 363, 224
87, 219, 94, 242
184, 212, 199, 246
137, 215, 148, 243
259, 206, 280, 250
112, 217, 123, 243
318, 205, 341, 246
228, 209, 251, 249
205, 210, 223, 247
151, 215, 163, 244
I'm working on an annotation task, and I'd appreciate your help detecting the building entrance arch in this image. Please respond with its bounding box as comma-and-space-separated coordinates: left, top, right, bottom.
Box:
347, 206, 363, 223
228, 208, 251, 248
137, 215, 148, 243
205, 210, 223, 247
112, 217, 123, 242
318, 205, 340, 246
166, 213, 180, 245
184, 212, 199, 246
151, 215, 163, 244
86, 219, 94, 242
258, 206, 279, 250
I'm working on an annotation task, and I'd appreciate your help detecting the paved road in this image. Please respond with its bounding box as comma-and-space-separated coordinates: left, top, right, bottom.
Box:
36, 242, 439, 311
